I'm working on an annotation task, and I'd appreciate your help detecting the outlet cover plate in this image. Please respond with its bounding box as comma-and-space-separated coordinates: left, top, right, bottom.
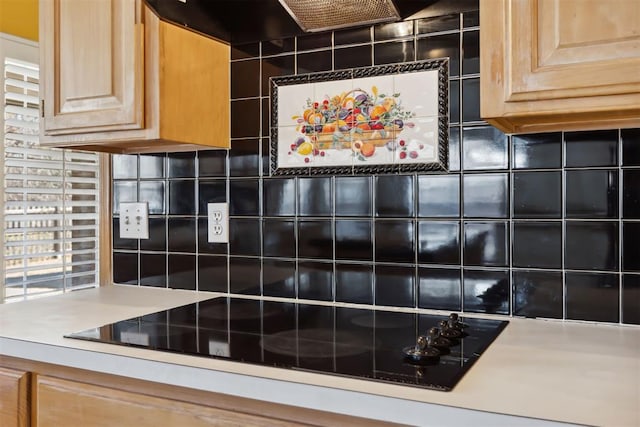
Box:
119, 202, 149, 239
207, 202, 228, 243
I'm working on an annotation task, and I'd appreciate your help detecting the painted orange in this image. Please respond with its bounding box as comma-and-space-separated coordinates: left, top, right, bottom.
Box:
0, 0, 39, 41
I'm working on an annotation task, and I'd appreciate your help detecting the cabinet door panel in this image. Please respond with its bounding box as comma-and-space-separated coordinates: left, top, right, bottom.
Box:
509, 0, 640, 101
480, 0, 640, 133
0, 367, 29, 427
40, 0, 143, 135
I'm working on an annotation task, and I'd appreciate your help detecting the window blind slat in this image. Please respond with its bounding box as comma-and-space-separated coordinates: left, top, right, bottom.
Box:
4, 56, 101, 303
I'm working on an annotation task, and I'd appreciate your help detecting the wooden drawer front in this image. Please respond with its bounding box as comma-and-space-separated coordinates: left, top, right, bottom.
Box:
0, 367, 29, 427
34, 375, 301, 427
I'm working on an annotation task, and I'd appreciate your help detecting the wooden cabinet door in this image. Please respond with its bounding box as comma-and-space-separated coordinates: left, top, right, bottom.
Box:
40, 0, 144, 135
34, 375, 300, 427
481, 0, 640, 133
0, 367, 29, 427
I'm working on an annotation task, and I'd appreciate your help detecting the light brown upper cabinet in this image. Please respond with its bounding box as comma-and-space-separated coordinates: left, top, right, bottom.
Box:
39, 0, 230, 153
480, 0, 640, 134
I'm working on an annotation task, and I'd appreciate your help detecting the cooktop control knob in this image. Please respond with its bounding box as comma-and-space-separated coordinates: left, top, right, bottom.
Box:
403, 334, 440, 363
439, 319, 463, 339
448, 313, 467, 330
427, 327, 453, 351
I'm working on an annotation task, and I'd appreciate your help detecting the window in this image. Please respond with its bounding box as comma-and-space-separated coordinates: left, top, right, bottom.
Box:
2, 34, 102, 303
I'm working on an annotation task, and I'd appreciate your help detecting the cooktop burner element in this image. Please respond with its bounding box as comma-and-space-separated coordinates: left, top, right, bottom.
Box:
65, 297, 508, 392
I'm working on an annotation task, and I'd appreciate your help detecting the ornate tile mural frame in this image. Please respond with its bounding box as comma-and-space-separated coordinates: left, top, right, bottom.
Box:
270, 59, 449, 176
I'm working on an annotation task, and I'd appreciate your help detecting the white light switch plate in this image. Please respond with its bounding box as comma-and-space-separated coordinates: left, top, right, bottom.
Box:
119, 202, 149, 239
207, 202, 228, 243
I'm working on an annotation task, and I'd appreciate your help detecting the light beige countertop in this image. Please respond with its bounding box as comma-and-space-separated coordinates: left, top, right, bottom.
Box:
0, 285, 638, 427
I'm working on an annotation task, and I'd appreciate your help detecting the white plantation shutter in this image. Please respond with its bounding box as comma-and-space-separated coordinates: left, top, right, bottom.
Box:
3, 56, 101, 302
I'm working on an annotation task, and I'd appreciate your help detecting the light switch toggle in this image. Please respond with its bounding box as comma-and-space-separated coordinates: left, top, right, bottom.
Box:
119, 202, 149, 239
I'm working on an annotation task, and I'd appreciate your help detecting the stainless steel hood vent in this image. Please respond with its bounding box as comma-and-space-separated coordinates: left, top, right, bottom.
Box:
278, 0, 401, 32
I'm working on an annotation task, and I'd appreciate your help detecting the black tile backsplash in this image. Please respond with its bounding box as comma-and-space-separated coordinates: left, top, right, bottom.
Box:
112, 7, 639, 325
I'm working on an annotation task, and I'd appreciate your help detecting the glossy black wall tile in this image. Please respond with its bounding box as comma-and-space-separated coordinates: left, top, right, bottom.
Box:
566, 272, 619, 323
297, 50, 332, 74
198, 180, 226, 215
417, 267, 461, 311
375, 220, 415, 263
375, 265, 415, 308
140, 218, 166, 251
263, 259, 296, 298
335, 176, 372, 216
168, 180, 196, 215
168, 153, 195, 178
168, 218, 196, 253
334, 45, 372, 70
264, 178, 296, 216
375, 175, 414, 217
418, 175, 460, 217
512, 270, 562, 319
298, 220, 333, 259
297, 32, 331, 50
335, 263, 373, 305
111, 7, 637, 324
229, 257, 261, 295
463, 269, 509, 314
565, 222, 618, 271
140, 153, 165, 179
462, 126, 508, 170
566, 170, 618, 218
168, 254, 196, 290
565, 130, 618, 168
229, 179, 260, 216
622, 274, 640, 324
198, 150, 227, 177
335, 220, 373, 261
334, 26, 371, 45
418, 221, 460, 265
417, 34, 459, 77
263, 219, 296, 258
621, 128, 640, 166
512, 133, 562, 169
374, 21, 413, 41
198, 255, 228, 293
140, 253, 166, 288
298, 177, 332, 217
113, 252, 138, 284
298, 261, 333, 301
229, 218, 261, 256
231, 59, 260, 99
463, 221, 508, 267
623, 170, 640, 218
623, 222, 640, 272
416, 14, 459, 34
461, 78, 480, 123
513, 222, 562, 269
461, 31, 479, 75
463, 173, 508, 218
513, 172, 561, 218
229, 139, 260, 177
262, 54, 295, 97
139, 181, 165, 215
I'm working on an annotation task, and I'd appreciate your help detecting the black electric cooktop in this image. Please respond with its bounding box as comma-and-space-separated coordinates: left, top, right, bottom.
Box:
65, 297, 508, 392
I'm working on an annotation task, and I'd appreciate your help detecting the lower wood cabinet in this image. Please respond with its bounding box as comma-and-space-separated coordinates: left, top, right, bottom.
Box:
0, 367, 29, 427
0, 356, 395, 427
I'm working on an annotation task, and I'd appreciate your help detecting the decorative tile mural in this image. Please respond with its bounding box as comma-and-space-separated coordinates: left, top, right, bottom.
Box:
271, 60, 448, 175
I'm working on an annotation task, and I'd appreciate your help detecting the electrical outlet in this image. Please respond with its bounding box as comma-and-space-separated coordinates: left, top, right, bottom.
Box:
207, 202, 228, 243
119, 202, 149, 239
